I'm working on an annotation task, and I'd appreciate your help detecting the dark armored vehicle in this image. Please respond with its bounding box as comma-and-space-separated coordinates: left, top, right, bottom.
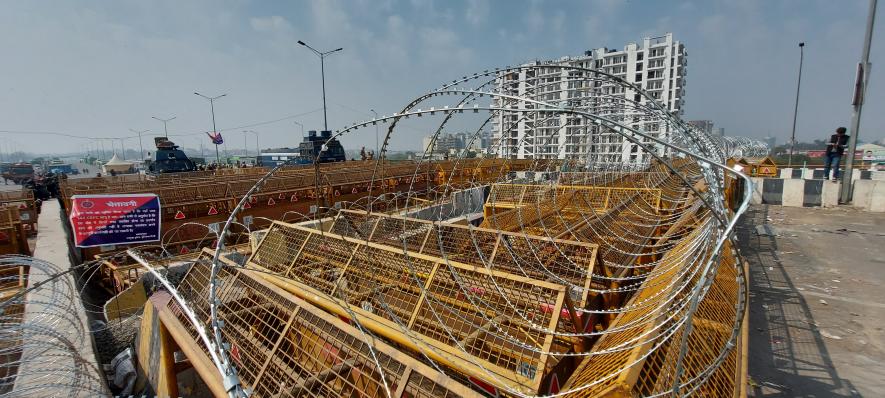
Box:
147, 138, 196, 174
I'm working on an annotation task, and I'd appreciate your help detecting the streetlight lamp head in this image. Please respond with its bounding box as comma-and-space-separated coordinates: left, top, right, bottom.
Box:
799, 42, 805, 47
333, 48, 343, 52
297, 40, 306, 46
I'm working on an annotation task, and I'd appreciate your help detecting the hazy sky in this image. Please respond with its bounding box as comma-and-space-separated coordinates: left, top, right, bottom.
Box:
0, 0, 882, 155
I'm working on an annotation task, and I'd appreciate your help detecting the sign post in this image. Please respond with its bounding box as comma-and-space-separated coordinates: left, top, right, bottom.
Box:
69, 194, 161, 247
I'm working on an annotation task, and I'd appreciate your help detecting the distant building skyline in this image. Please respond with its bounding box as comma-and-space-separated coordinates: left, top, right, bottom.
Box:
688, 120, 714, 135
492, 33, 686, 163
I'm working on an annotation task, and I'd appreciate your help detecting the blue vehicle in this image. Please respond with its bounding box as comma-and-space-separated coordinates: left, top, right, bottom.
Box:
48, 163, 77, 175
146, 138, 196, 174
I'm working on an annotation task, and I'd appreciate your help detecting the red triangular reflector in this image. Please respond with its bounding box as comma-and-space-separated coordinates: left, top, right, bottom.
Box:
174, 210, 186, 220
207, 206, 218, 216
19, 204, 27, 209
230, 343, 241, 365
179, 246, 190, 254
243, 201, 251, 209
351, 187, 357, 194
278, 193, 285, 199
250, 196, 257, 203
469, 377, 498, 396
549, 373, 560, 394
290, 194, 298, 202
267, 198, 276, 205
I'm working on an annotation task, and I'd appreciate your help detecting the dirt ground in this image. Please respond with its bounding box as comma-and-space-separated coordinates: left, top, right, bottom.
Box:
738, 205, 885, 397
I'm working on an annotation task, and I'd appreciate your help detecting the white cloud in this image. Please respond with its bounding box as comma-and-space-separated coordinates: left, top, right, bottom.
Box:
249, 15, 292, 33
465, 0, 489, 26
526, 8, 544, 32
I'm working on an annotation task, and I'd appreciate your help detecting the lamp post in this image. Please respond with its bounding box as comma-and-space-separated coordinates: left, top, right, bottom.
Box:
788, 42, 804, 168
840, 0, 878, 203
119, 138, 127, 160
194, 92, 227, 164
293, 120, 304, 137
152, 116, 176, 140
370, 109, 379, 156
242, 131, 248, 157
297, 40, 342, 131
243, 130, 259, 164
129, 128, 149, 162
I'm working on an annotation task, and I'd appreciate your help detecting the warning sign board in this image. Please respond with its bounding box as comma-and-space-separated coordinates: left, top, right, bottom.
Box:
69, 194, 161, 247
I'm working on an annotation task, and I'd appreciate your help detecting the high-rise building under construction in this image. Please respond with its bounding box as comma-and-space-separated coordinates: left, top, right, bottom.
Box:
491, 33, 686, 163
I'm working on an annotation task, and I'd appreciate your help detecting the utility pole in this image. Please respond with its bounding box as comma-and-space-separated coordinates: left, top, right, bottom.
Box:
130, 128, 149, 161
788, 42, 805, 167
370, 109, 379, 156
841, 0, 878, 203
298, 40, 343, 131
152, 116, 176, 140
194, 92, 227, 164
244, 130, 259, 160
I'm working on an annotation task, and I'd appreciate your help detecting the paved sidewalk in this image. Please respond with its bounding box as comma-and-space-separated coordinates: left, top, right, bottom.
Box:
739, 205, 885, 397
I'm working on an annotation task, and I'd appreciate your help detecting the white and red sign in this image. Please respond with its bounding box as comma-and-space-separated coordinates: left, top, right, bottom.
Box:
69, 194, 161, 247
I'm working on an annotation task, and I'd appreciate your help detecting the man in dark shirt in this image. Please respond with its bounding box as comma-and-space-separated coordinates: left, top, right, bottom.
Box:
823, 127, 849, 181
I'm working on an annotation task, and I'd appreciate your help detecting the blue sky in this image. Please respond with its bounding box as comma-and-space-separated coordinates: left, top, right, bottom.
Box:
0, 0, 882, 154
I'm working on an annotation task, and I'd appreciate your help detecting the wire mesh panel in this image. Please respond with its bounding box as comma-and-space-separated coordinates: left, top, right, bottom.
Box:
561, 222, 715, 397
330, 209, 600, 310
164, 258, 482, 397
245, 220, 577, 394
633, 240, 744, 397
250, 223, 310, 274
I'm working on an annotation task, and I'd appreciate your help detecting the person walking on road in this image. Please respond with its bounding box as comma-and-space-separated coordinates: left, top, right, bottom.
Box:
823, 127, 849, 182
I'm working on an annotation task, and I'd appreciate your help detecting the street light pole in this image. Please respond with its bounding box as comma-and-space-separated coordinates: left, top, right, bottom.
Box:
293, 121, 304, 137
297, 40, 343, 131
194, 92, 227, 164
840, 0, 878, 203
370, 109, 379, 156
243, 130, 259, 164
152, 116, 176, 140
788, 42, 805, 168
130, 128, 149, 162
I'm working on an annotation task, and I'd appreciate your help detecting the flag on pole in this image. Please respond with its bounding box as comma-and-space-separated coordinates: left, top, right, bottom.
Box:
207, 131, 224, 145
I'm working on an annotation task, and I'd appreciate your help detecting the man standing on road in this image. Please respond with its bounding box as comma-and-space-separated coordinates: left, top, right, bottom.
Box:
823, 127, 849, 182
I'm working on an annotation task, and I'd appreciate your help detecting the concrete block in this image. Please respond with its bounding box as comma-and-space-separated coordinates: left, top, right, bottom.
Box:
850, 180, 884, 211
802, 179, 823, 207
820, 180, 840, 207
802, 168, 815, 180
781, 179, 804, 207
750, 177, 764, 205
761, 178, 783, 205
871, 181, 885, 212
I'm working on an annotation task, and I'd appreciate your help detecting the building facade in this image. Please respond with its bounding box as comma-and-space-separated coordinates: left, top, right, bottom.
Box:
688, 120, 714, 135
491, 33, 687, 163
